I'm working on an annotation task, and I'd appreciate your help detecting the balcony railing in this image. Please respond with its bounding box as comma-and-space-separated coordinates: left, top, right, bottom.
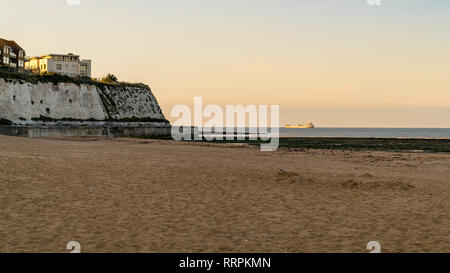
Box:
9, 52, 17, 58
9, 63, 17, 68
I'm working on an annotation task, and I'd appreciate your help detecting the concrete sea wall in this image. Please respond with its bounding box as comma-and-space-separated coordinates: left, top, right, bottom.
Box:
0, 125, 171, 138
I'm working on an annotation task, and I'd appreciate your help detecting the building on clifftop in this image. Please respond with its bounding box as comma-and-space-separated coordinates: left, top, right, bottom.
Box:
0, 38, 27, 73
25, 53, 92, 77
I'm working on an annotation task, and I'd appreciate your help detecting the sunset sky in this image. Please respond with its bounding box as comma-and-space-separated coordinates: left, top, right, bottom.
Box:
3, 0, 450, 127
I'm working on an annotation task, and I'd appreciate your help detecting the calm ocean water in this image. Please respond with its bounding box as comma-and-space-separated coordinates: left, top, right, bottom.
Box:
278, 128, 450, 139
189, 127, 450, 139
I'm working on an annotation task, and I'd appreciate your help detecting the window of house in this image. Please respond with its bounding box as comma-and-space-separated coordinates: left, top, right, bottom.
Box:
3, 57, 9, 64
56, 64, 62, 70
19, 60, 24, 67
80, 65, 87, 73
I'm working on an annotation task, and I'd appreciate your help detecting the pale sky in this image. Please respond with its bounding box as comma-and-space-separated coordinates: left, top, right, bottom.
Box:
2, 0, 450, 127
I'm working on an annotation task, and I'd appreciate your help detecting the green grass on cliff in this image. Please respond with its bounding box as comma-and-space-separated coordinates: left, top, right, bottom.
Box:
0, 71, 149, 90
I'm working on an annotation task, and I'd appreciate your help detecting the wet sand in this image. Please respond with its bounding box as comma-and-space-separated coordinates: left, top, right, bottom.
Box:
0, 135, 449, 253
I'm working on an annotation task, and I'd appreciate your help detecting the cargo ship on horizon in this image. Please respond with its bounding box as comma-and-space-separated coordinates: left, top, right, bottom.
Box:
285, 122, 316, 129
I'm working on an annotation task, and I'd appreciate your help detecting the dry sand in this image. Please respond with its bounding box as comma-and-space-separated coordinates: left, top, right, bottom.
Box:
0, 135, 449, 253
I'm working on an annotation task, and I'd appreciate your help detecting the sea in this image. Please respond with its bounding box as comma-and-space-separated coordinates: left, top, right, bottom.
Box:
278, 128, 450, 139
185, 127, 450, 139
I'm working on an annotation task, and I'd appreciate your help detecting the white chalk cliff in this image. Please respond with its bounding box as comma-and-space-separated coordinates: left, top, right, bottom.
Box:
0, 77, 168, 125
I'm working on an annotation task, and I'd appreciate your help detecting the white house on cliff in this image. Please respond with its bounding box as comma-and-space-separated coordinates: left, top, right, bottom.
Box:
26, 53, 91, 77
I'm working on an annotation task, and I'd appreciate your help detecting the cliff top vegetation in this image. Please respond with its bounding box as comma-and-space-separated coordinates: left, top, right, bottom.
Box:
0, 71, 149, 90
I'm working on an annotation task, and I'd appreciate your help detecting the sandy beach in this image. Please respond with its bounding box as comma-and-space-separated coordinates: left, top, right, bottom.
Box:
0, 135, 449, 253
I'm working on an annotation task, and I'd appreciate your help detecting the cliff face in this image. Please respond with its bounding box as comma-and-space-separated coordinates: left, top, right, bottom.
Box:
0, 77, 168, 125
96, 85, 165, 121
